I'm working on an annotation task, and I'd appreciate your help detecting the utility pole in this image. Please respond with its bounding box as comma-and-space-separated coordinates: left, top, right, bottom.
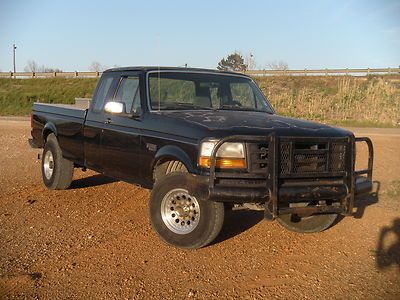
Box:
13, 44, 17, 75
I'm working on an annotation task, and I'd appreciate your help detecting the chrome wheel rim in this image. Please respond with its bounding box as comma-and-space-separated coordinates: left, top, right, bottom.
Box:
161, 188, 200, 235
43, 150, 54, 180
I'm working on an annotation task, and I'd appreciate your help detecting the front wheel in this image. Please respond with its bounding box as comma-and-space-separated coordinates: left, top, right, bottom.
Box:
149, 173, 224, 249
277, 202, 338, 233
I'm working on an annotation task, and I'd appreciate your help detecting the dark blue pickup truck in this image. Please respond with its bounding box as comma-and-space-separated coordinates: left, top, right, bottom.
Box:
29, 67, 374, 249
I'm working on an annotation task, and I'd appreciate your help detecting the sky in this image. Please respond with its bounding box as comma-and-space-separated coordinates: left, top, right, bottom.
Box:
0, 0, 399, 72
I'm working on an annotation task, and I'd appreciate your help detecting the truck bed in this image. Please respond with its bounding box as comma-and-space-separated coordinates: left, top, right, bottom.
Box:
31, 102, 88, 165
32, 103, 87, 119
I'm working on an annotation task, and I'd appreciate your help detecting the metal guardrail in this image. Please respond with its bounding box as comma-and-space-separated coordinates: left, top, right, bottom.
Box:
0, 68, 399, 78
0, 71, 103, 78
245, 67, 400, 76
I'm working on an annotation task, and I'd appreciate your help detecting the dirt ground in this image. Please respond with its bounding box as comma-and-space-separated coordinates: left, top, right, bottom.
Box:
0, 119, 399, 299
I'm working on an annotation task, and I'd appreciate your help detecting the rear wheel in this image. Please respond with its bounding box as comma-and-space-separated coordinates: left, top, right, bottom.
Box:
277, 202, 338, 233
41, 134, 74, 190
149, 173, 224, 249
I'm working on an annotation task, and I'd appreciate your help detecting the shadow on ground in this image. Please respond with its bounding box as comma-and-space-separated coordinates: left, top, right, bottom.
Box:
376, 218, 400, 272
213, 181, 382, 245
213, 209, 264, 245
353, 181, 380, 219
70, 174, 118, 189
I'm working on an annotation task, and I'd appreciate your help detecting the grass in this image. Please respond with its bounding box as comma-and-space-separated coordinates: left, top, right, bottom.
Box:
328, 119, 397, 128
254, 75, 400, 127
385, 180, 400, 199
0, 75, 399, 127
0, 78, 98, 115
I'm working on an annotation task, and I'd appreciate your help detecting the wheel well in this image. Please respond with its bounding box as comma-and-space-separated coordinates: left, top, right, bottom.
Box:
43, 129, 55, 142
153, 159, 188, 182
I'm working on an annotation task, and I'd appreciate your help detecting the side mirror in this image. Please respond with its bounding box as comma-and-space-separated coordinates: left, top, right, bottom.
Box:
104, 101, 125, 114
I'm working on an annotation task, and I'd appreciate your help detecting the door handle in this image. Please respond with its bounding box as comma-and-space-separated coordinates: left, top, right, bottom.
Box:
104, 118, 112, 124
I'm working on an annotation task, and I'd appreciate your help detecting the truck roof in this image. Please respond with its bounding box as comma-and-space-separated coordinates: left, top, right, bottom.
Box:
103, 66, 249, 77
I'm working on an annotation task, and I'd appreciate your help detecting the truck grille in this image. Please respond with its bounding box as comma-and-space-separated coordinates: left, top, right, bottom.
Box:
280, 141, 347, 175
247, 139, 347, 176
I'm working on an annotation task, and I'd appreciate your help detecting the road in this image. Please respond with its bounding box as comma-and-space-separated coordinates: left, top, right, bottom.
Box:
0, 119, 399, 299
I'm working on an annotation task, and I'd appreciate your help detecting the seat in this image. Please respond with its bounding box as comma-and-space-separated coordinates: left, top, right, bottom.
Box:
193, 86, 212, 108
193, 96, 211, 108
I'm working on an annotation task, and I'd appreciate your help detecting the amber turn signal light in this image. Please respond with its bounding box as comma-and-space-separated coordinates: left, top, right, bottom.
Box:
198, 156, 246, 169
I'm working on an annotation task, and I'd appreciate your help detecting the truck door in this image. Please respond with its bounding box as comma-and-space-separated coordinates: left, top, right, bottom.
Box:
84, 73, 119, 172
100, 73, 143, 182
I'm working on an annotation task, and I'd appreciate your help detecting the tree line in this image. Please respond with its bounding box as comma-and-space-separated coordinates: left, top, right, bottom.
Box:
21, 53, 288, 73
23, 60, 113, 73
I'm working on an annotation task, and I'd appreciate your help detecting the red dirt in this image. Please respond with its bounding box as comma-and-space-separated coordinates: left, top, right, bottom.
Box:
0, 119, 399, 299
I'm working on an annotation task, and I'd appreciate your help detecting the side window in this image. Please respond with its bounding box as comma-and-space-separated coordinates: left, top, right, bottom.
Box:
93, 76, 114, 111
114, 76, 140, 113
230, 82, 255, 108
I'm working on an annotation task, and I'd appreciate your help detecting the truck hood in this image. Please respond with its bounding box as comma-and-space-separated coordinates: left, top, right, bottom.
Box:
151, 110, 352, 139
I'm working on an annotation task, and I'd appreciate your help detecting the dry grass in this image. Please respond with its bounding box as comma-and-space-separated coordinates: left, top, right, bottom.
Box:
255, 75, 400, 127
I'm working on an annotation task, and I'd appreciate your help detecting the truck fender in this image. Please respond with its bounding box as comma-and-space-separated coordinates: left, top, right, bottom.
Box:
42, 122, 58, 141
151, 145, 196, 174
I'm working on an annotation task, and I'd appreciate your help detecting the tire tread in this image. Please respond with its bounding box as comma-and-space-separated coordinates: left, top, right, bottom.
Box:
42, 134, 73, 190
149, 173, 224, 249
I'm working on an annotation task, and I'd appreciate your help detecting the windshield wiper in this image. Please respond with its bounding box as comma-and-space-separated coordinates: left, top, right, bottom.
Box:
218, 105, 258, 111
162, 102, 215, 111
218, 105, 274, 114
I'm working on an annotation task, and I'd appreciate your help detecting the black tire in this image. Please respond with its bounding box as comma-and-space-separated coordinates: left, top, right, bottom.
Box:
154, 160, 188, 181
41, 134, 74, 190
149, 173, 224, 249
277, 202, 338, 233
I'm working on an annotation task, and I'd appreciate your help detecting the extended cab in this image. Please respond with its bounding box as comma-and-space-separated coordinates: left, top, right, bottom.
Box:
29, 67, 374, 249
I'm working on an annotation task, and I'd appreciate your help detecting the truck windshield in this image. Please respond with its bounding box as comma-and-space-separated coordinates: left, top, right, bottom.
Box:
148, 72, 274, 113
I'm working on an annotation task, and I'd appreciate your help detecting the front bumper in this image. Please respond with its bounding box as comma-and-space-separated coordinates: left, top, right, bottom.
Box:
189, 135, 374, 220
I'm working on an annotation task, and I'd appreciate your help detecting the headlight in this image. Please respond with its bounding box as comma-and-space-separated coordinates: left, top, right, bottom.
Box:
198, 140, 246, 169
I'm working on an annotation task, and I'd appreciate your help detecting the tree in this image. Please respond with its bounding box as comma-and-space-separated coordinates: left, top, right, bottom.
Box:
217, 52, 247, 72
89, 61, 107, 72
268, 60, 289, 71
24, 60, 62, 72
41, 67, 62, 72
24, 60, 39, 72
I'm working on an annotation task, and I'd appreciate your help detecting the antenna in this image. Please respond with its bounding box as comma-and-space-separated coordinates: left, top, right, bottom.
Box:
13, 44, 17, 76
157, 34, 161, 112
158, 68, 161, 112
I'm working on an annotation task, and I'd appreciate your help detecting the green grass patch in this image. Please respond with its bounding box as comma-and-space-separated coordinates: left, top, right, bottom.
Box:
0, 78, 98, 115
